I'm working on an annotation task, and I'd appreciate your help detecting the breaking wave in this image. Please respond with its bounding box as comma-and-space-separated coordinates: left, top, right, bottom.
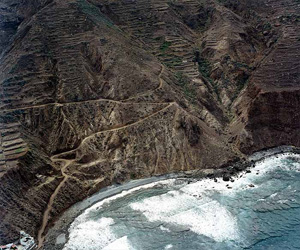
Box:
63, 153, 300, 250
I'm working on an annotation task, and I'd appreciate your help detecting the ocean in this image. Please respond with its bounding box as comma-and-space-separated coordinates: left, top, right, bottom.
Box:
63, 153, 300, 250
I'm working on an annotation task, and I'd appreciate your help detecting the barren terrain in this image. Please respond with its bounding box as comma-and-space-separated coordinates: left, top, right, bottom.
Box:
0, 0, 299, 246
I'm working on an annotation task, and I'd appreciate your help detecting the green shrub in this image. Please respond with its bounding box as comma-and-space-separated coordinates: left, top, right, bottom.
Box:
163, 56, 182, 67
198, 58, 211, 78
175, 72, 196, 101
231, 75, 249, 101
160, 41, 172, 52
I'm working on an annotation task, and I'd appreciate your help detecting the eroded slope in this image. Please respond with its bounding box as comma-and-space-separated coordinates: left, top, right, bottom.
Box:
0, 0, 236, 244
0, 0, 299, 246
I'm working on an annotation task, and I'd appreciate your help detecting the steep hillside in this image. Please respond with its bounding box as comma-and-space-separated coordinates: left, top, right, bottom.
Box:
0, 0, 299, 246
230, 0, 300, 153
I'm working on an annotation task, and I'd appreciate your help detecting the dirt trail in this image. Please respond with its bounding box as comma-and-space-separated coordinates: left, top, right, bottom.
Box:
0, 98, 168, 114
1, 66, 166, 114
80, 102, 173, 146
37, 159, 73, 249
36, 64, 170, 249
122, 65, 165, 101
54, 102, 175, 160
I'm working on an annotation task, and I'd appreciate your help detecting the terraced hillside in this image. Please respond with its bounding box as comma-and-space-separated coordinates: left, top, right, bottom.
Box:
230, 0, 300, 153
0, 0, 299, 246
96, 0, 272, 106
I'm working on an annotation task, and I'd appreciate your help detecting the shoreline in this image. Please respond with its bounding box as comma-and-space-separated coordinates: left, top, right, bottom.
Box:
43, 145, 300, 250
43, 175, 178, 250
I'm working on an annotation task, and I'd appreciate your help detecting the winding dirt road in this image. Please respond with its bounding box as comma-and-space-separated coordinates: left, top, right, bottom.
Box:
1, 65, 166, 115
36, 64, 170, 249
37, 158, 72, 249
122, 65, 165, 101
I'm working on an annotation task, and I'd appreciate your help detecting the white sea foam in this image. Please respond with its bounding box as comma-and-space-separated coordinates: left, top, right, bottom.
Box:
67, 179, 175, 231
160, 225, 171, 232
277, 200, 289, 204
130, 191, 239, 242
63, 217, 116, 250
102, 236, 133, 250
129, 153, 300, 242
64, 180, 175, 249
270, 193, 278, 198
165, 244, 173, 249
63, 218, 134, 250
180, 153, 300, 197
83, 179, 175, 217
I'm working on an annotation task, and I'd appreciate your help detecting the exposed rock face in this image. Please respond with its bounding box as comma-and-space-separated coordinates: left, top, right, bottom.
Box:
0, 0, 299, 245
231, 0, 300, 153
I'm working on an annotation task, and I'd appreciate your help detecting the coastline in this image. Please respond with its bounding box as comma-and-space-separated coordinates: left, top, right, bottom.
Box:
43, 145, 300, 250
43, 175, 178, 250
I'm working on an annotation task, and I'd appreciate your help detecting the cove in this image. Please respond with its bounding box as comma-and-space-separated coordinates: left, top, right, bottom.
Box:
51, 150, 300, 250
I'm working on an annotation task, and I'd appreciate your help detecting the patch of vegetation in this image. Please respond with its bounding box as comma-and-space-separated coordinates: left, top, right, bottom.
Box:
233, 61, 251, 70
279, 13, 300, 24
130, 173, 137, 179
231, 73, 249, 101
193, 49, 210, 78
223, 54, 231, 62
237, 74, 249, 91
175, 72, 187, 86
15, 148, 24, 154
163, 56, 182, 67
221, 54, 252, 102
193, 50, 222, 101
198, 58, 212, 78
76, 0, 115, 28
160, 41, 172, 52
175, 72, 196, 101
223, 54, 252, 70
154, 36, 163, 41
262, 22, 272, 31
46, 50, 54, 58
9, 65, 18, 74
158, 40, 182, 68
0, 114, 18, 123
184, 86, 196, 100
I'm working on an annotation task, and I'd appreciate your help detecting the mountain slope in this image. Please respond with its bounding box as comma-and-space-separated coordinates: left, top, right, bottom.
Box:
0, 0, 299, 245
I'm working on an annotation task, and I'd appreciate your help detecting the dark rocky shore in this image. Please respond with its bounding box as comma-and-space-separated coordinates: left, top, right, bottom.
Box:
43, 145, 300, 250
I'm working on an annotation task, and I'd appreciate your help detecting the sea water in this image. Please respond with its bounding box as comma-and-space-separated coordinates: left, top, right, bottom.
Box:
63, 153, 300, 250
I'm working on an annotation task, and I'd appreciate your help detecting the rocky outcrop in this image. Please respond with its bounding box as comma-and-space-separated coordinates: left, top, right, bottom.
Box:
0, 0, 299, 245
231, 0, 300, 153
